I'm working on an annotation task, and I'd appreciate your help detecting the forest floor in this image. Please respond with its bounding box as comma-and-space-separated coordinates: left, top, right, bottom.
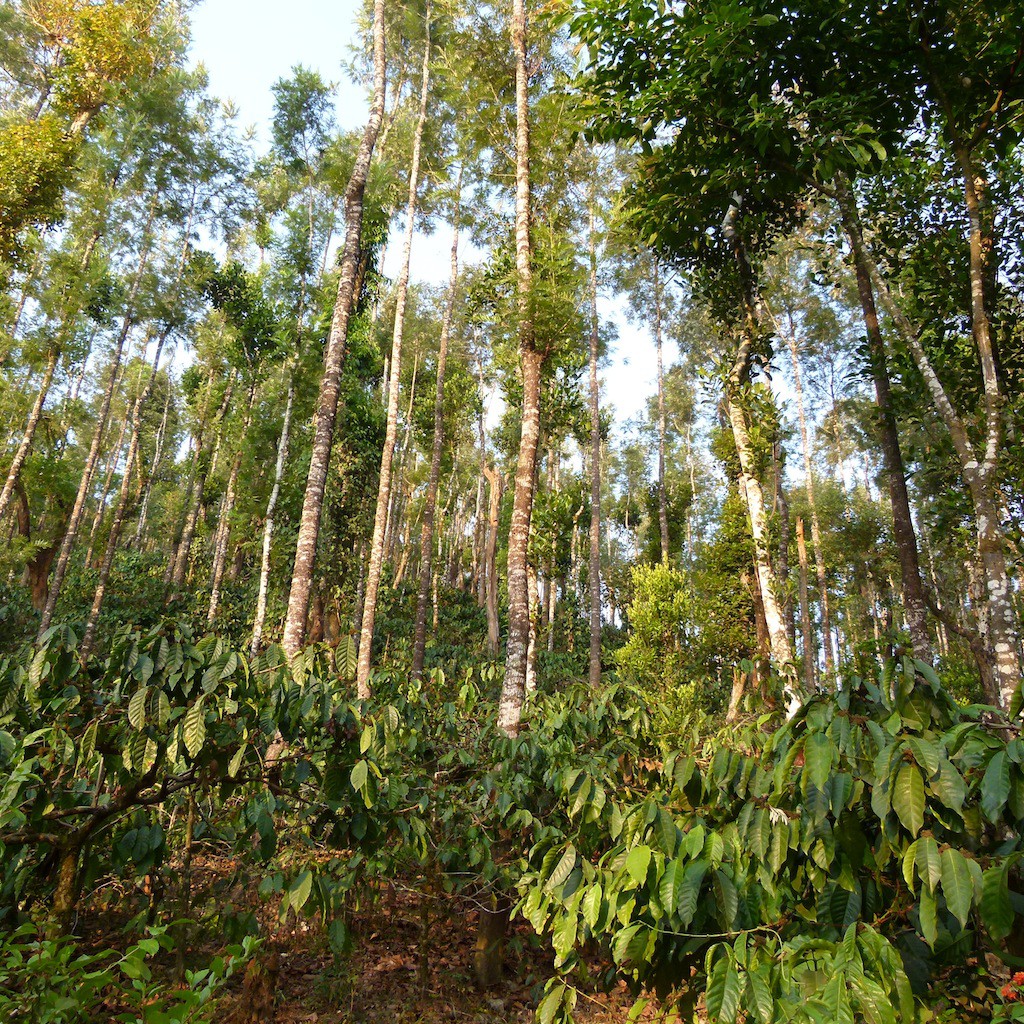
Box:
79, 853, 670, 1024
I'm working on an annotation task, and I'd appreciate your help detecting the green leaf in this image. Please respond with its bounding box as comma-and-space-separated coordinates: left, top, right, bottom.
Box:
981, 751, 1010, 822
546, 845, 578, 893
611, 923, 650, 966
655, 806, 678, 856
289, 870, 313, 912
916, 836, 941, 893
183, 697, 206, 759
678, 860, 708, 927
930, 760, 966, 813
940, 847, 973, 928
907, 738, 940, 777
128, 687, 148, 731
804, 732, 832, 791
659, 859, 683, 915
350, 759, 368, 793
746, 969, 774, 1024
892, 764, 924, 836
624, 845, 652, 886
228, 744, 246, 779
538, 981, 572, 1024
981, 863, 1013, 941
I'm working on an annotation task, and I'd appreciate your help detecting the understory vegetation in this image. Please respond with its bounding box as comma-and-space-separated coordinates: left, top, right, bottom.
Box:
2, 0, 1023, 1020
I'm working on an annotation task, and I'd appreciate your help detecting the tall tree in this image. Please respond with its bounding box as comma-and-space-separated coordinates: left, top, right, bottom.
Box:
281, 0, 388, 659
356, 0, 433, 697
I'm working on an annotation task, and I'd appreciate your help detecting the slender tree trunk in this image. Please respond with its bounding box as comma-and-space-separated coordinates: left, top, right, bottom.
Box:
79, 325, 173, 660
587, 202, 603, 688
653, 259, 670, 564
497, 0, 540, 738
251, 369, 295, 655
834, 204, 932, 664
483, 464, 502, 658
170, 381, 233, 595
412, 167, 461, 682
778, 320, 836, 676
0, 231, 99, 521
208, 382, 257, 623
721, 199, 799, 710
0, 348, 59, 524
282, 0, 387, 659
133, 379, 172, 546
796, 517, 816, 691
356, 11, 431, 697
836, 179, 1018, 706
39, 223, 155, 633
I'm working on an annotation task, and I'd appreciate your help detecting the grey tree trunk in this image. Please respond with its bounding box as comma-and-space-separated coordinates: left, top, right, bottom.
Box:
587, 206, 603, 687
207, 382, 257, 624
836, 179, 1018, 707
356, 10, 431, 697
39, 221, 155, 634
497, 0, 540, 739
412, 163, 460, 682
653, 259, 671, 564
282, 0, 388, 659
796, 517, 816, 690
251, 369, 295, 655
778, 316, 836, 676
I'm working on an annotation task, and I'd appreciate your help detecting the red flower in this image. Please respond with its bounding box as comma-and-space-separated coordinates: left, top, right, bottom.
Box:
1002, 985, 1018, 1002
1013, 972, 1024, 986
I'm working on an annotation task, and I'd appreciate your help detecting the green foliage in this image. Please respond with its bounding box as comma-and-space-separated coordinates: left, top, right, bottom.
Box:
616, 562, 742, 716
522, 658, 1024, 1021
0, 922, 255, 1023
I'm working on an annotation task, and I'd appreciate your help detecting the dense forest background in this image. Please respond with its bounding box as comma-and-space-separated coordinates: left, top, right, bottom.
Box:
1, 1, 1023, 1022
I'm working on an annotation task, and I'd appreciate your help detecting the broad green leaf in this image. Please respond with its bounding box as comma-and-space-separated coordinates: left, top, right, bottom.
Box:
183, 697, 206, 759
981, 863, 1013, 941
350, 759, 368, 793
916, 836, 941, 893
625, 844, 652, 886
892, 764, 924, 836
939, 847, 973, 928
655, 806, 678, 856
659, 859, 683, 915
128, 687, 148, 731
678, 860, 708, 927
546, 845, 578, 893
288, 870, 313, 912
907, 738, 940, 777
747, 968, 775, 1024
980, 751, 1010, 822
930, 760, 966, 813
804, 732, 832, 791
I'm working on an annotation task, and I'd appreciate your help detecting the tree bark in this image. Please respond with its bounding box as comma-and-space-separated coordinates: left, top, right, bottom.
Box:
412, 164, 460, 682
356, 9, 431, 697
836, 178, 1018, 706
587, 203, 603, 688
0, 230, 99, 523
776, 313, 836, 677
721, 199, 799, 711
653, 258, 670, 564
497, 0, 540, 738
483, 464, 502, 658
841, 217, 932, 664
796, 517, 816, 691
39, 220, 155, 634
282, 0, 387, 659
208, 381, 257, 624
251, 369, 295, 655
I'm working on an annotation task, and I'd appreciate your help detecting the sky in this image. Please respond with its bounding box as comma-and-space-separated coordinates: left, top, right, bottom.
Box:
186, 0, 660, 431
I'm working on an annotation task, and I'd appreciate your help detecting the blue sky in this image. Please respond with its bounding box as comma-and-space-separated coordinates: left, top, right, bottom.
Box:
185, 0, 659, 428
